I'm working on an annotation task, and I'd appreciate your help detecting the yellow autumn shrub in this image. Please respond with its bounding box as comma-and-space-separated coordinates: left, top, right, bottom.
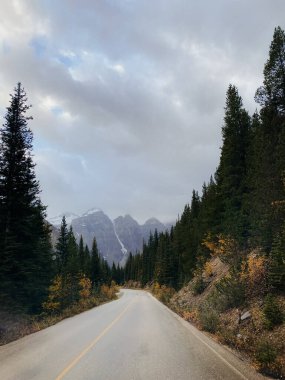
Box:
42, 275, 63, 313
204, 261, 213, 277
100, 284, 118, 300
79, 276, 92, 300
241, 253, 268, 297
203, 234, 240, 265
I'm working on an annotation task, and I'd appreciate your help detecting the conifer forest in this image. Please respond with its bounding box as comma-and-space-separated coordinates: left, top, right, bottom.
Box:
122, 27, 285, 293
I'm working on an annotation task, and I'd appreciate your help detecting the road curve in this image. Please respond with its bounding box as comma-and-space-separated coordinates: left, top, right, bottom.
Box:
0, 289, 267, 380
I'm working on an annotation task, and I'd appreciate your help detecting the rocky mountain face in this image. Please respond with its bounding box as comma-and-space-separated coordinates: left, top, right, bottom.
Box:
114, 215, 142, 254
49, 209, 172, 265
72, 209, 124, 265
141, 218, 167, 242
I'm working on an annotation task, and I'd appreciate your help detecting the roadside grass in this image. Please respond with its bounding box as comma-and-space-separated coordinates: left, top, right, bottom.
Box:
156, 256, 285, 379
0, 283, 119, 345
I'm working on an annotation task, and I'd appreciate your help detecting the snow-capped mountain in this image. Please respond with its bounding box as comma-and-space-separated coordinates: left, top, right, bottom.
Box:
82, 208, 102, 217
48, 212, 79, 227
49, 208, 172, 265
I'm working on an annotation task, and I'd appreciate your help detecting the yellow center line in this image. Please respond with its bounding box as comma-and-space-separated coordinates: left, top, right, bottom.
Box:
55, 299, 135, 380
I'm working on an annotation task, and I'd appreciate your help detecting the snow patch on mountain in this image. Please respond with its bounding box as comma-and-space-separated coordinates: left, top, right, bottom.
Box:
112, 221, 128, 256
83, 208, 102, 216
48, 212, 79, 227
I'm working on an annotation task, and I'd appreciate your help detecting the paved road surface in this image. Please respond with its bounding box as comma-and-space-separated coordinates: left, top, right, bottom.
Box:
0, 289, 267, 380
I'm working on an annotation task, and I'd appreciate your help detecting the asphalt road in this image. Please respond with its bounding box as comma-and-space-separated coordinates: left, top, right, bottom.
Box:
0, 289, 267, 380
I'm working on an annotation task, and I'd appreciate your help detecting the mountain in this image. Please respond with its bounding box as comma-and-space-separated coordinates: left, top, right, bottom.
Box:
49, 209, 172, 265
114, 215, 142, 254
48, 212, 79, 227
71, 209, 124, 265
141, 218, 167, 242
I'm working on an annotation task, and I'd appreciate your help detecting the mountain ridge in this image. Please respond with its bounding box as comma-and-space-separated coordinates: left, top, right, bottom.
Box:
48, 209, 173, 265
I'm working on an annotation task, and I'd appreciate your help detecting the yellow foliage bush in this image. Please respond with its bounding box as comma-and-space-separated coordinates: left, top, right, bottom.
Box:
110, 280, 120, 292
182, 309, 199, 323
151, 282, 175, 304
42, 275, 63, 313
204, 261, 213, 277
100, 283, 118, 300
79, 276, 92, 300
241, 253, 268, 296
203, 234, 240, 265
152, 282, 161, 295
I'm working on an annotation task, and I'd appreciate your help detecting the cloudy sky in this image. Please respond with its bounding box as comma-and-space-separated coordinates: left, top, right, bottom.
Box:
0, 1, 284, 223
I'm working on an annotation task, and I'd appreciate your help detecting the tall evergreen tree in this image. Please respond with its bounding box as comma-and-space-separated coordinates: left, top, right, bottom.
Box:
66, 226, 79, 276
65, 226, 80, 304
215, 84, 251, 242
251, 26, 285, 249
90, 237, 100, 286
269, 220, 285, 291
84, 244, 91, 276
0, 83, 52, 311
255, 26, 285, 114
199, 176, 219, 238
55, 216, 69, 273
78, 235, 86, 273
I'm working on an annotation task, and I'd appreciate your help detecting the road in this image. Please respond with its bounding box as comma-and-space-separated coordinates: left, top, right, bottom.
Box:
0, 289, 267, 380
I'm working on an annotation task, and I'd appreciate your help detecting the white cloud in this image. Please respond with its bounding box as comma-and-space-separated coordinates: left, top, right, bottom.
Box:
109, 63, 125, 75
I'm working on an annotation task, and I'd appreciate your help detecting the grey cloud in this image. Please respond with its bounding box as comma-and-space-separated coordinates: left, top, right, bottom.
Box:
0, 0, 285, 222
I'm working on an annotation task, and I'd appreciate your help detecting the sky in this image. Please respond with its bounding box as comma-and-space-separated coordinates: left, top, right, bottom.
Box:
0, 1, 285, 224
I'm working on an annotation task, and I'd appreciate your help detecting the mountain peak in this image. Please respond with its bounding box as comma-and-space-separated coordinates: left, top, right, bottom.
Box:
82, 208, 102, 217
48, 212, 79, 226
144, 217, 163, 225
49, 209, 169, 265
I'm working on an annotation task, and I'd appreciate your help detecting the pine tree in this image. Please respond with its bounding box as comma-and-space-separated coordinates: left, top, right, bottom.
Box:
215, 84, 251, 243
124, 252, 133, 282
65, 226, 80, 304
173, 204, 192, 283
251, 27, 285, 249
269, 220, 285, 291
84, 244, 91, 276
55, 216, 69, 273
0, 83, 52, 312
199, 176, 219, 239
78, 235, 85, 273
100, 257, 111, 285
255, 26, 285, 114
66, 226, 79, 276
90, 237, 100, 286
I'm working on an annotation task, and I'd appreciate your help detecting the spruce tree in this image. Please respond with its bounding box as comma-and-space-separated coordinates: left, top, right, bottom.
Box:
255, 26, 285, 114
65, 226, 80, 304
78, 235, 85, 273
90, 237, 100, 286
251, 27, 285, 249
269, 221, 285, 291
84, 244, 91, 276
215, 84, 250, 243
124, 252, 133, 282
55, 216, 69, 273
66, 226, 79, 276
0, 83, 52, 312
199, 176, 219, 239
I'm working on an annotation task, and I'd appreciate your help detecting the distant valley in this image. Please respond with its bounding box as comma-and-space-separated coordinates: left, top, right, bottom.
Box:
48, 209, 172, 265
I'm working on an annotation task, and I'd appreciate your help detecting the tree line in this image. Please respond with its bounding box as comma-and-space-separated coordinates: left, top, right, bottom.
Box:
0, 83, 52, 312
123, 26, 285, 293
0, 83, 120, 314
